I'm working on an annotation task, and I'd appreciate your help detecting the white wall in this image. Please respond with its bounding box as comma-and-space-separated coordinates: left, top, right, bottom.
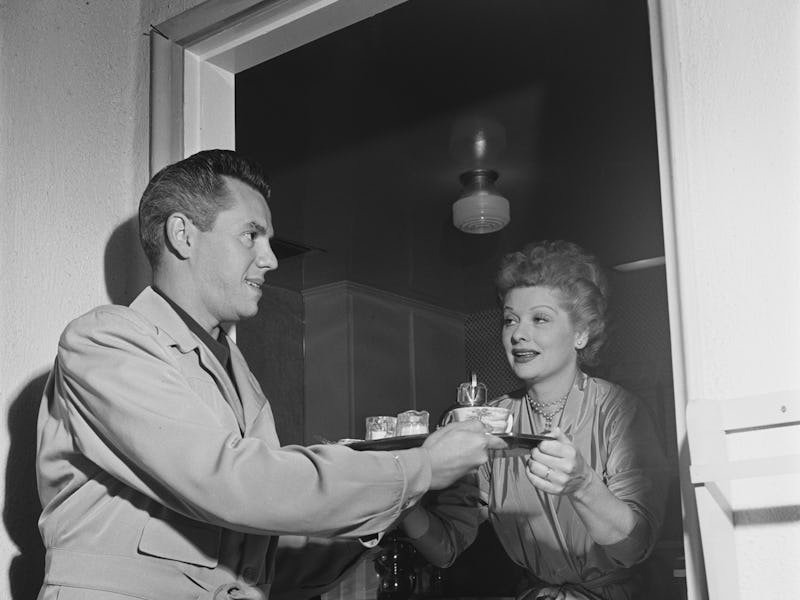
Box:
0, 2, 204, 598
663, 1, 800, 597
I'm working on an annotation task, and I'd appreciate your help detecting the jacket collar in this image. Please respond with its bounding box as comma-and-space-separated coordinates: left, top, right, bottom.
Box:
130, 286, 202, 354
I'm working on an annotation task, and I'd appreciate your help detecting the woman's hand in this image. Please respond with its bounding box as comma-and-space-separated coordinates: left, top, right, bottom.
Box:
526, 429, 639, 548
525, 427, 592, 496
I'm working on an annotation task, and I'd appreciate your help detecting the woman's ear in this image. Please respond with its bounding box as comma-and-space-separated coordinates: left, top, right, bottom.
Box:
164, 213, 193, 259
575, 331, 588, 350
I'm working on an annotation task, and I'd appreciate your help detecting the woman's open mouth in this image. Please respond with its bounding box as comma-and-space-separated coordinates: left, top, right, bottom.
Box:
512, 349, 539, 363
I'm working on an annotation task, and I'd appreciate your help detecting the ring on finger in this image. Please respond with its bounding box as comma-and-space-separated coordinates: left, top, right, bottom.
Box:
544, 466, 552, 481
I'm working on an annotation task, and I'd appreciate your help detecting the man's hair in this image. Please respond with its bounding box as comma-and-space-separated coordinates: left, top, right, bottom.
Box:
138, 149, 271, 268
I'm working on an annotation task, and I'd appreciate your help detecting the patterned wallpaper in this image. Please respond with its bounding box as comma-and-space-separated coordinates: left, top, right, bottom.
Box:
464, 308, 518, 399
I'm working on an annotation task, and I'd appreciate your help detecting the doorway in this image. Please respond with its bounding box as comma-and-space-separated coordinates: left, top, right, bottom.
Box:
233, 2, 682, 596
149, 0, 700, 597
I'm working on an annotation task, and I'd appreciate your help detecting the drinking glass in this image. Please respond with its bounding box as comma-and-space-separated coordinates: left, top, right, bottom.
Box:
396, 410, 429, 436
365, 416, 397, 440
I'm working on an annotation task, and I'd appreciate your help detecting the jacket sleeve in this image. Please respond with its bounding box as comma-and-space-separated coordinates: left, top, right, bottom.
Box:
49, 306, 431, 538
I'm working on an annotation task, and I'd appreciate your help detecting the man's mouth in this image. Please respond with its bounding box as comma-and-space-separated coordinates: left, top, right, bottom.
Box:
245, 279, 263, 290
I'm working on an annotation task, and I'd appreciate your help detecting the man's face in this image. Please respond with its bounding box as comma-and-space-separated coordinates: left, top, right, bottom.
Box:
189, 177, 277, 332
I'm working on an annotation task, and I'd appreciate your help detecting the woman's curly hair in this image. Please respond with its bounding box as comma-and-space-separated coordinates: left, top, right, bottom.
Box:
495, 240, 610, 367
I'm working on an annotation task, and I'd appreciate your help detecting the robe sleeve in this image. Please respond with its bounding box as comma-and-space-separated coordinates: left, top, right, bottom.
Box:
598, 392, 671, 566
403, 472, 486, 568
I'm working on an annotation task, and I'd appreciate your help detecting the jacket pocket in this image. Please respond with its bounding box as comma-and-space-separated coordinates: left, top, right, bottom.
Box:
138, 513, 221, 568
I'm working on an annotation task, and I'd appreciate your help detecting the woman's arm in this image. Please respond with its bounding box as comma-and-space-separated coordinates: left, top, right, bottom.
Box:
526, 392, 670, 567
399, 474, 487, 568
527, 428, 636, 545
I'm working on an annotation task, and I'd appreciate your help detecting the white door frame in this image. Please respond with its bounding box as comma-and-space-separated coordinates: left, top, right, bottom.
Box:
149, 1, 707, 598
149, 0, 408, 172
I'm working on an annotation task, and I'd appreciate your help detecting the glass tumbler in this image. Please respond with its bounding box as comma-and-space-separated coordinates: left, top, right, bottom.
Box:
396, 410, 429, 436
365, 416, 397, 440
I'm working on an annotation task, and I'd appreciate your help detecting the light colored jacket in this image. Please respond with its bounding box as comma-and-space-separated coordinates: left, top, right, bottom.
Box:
37, 287, 430, 599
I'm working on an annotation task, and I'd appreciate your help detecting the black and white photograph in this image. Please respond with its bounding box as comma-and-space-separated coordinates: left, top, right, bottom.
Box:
1, 2, 798, 600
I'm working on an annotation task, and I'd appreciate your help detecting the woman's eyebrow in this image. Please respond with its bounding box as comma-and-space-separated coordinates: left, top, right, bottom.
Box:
521, 304, 557, 313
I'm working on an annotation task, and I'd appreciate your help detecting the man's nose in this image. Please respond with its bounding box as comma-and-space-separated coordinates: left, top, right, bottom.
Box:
256, 240, 278, 271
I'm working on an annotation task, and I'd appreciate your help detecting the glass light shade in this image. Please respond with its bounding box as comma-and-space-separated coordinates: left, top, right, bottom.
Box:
452, 169, 510, 234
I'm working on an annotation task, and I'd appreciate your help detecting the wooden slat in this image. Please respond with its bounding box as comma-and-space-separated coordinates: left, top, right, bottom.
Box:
690, 454, 800, 484
719, 389, 800, 432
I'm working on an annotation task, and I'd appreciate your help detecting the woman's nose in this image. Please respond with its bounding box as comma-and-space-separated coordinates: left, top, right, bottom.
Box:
510, 323, 528, 342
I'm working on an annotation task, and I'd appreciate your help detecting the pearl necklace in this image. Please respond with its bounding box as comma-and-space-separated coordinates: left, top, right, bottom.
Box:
526, 390, 569, 431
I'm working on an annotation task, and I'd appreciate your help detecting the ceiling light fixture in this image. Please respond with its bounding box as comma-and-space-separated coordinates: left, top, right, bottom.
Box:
452, 168, 510, 234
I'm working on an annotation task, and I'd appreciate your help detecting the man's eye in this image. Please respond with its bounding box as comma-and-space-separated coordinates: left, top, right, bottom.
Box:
243, 231, 256, 241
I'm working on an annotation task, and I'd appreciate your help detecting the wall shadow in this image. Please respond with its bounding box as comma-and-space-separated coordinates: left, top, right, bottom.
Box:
104, 215, 150, 305
4, 372, 48, 600
4, 215, 149, 599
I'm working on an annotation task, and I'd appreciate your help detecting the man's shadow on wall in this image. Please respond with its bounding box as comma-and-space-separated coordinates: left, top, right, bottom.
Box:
4, 216, 148, 599
5, 372, 48, 600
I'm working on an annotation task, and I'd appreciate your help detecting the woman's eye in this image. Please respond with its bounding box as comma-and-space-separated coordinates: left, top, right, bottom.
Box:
502, 316, 516, 326
533, 314, 550, 324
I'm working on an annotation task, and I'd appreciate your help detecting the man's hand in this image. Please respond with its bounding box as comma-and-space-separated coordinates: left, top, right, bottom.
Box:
422, 420, 508, 490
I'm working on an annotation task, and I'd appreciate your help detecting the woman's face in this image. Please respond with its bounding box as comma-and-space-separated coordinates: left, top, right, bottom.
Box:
501, 286, 585, 386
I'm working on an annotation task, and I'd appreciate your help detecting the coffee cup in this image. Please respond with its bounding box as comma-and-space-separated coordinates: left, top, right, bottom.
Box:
442, 406, 513, 434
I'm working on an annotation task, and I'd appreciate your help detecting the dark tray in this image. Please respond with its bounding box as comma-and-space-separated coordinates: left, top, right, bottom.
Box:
345, 433, 552, 452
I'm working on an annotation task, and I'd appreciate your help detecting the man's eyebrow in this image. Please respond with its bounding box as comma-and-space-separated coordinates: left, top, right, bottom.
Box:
246, 221, 269, 235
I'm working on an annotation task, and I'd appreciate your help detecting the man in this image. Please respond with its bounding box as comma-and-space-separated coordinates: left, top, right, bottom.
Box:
36, 150, 505, 600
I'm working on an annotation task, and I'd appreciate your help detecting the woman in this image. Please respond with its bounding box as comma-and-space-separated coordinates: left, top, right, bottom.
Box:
401, 240, 669, 600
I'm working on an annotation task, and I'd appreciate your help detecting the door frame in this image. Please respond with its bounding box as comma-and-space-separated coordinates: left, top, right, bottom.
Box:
149, 1, 706, 597
149, 0, 407, 172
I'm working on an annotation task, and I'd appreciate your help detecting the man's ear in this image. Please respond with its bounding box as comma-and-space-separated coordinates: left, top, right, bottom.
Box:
164, 213, 194, 259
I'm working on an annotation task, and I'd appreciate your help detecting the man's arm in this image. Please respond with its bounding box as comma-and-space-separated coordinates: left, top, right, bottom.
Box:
52, 305, 502, 538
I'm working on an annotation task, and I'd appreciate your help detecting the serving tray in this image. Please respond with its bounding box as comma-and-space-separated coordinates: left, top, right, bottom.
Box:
345, 433, 552, 453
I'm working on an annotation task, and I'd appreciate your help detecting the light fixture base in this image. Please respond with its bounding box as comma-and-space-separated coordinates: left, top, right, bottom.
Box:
453, 169, 510, 234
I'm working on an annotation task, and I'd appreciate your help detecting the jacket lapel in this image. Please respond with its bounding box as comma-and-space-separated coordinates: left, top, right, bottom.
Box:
130, 287, 246, 433
195, 335, 246, 433
227, 339, 271, 437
